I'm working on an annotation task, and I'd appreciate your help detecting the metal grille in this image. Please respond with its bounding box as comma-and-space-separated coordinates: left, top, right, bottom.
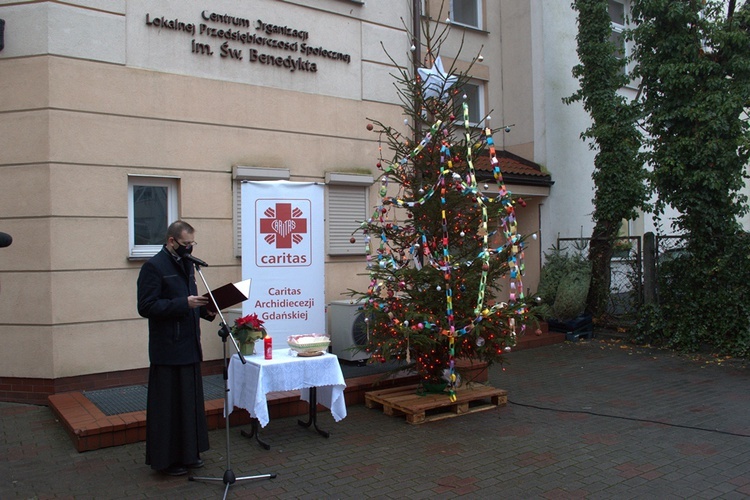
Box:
555, 236, 643, 324
83, 385, 148, 416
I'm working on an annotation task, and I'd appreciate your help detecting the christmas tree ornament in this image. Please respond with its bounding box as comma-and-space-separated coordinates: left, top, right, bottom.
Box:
417, 56, 458, 101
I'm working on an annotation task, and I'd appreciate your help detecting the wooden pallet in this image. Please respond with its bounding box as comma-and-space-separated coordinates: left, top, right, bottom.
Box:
364, 383, 508, 424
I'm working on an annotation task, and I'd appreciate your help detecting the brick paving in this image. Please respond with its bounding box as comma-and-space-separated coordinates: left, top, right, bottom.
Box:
2, 339, 750, 499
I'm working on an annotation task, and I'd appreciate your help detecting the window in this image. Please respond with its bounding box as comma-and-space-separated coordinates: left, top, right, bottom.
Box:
451, 0, 481, 29
232, 166, 291, 257
325, 172, 373, 256
128, 176, 179, 258
609, 0, 627, 75
453, 80, 485, 127
618, 218, 631, 238
231, 168, 371, 257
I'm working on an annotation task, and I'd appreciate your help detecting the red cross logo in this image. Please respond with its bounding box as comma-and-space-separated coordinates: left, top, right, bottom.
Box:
259, 203, 308, 248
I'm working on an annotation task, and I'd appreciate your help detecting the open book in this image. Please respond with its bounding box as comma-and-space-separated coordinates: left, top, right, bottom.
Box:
203, 279, 252, 313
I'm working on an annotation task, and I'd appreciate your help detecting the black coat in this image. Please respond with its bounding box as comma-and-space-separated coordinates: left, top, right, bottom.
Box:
137, 246, 211, 365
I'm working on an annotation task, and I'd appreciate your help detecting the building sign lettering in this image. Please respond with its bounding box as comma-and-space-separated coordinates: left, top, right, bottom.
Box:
145, 10, 352, 74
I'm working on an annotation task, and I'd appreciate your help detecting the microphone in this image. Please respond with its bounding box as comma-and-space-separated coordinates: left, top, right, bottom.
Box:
0, 232, 12, 248
183, 253, 209, 267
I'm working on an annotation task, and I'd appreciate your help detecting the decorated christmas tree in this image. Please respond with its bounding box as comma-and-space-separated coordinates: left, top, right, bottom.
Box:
351, 19, 530, 400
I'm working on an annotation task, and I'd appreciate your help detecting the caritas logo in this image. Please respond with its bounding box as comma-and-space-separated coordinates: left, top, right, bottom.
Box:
256, 200, 311, 267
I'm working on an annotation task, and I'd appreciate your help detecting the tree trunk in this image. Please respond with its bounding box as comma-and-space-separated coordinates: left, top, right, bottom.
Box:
586, 222, 617, 319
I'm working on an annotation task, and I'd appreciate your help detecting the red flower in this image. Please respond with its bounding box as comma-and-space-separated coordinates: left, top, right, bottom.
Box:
235, 313, 264, 330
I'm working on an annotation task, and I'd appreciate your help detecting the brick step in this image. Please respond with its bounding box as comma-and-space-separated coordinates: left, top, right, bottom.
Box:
48, 371, 418, 452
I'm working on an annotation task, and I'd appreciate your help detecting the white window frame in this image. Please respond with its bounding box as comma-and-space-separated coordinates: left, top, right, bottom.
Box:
454, 80, 486, 128
325, 172, 373, 256
128, 175, 179, 259
609, 0, 628, 76
232, 166, 291, 257
451, 0, 482, 30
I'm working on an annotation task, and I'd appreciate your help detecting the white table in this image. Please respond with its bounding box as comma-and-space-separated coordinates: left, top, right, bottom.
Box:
227, 349, 347, 445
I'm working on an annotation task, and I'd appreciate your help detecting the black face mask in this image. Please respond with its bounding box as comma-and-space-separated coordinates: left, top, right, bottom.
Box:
174, 242, 193, 258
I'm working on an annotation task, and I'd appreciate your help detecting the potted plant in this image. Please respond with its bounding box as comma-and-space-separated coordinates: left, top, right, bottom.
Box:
612, 239, 632, 259
231, 313, 266, 355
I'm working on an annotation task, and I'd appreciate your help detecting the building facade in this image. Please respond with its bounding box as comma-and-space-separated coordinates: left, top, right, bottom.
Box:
0, 0, 555, 402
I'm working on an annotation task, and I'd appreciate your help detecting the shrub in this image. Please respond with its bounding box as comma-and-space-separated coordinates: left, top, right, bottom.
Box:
635, 233, 750, 356
535, 243, 591, 322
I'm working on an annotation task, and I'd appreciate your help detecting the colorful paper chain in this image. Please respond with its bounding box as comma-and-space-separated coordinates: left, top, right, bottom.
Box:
362, 106, 527, 401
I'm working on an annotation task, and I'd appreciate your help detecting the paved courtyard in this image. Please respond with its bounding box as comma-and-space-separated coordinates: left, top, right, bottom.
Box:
2, 339, 750, 499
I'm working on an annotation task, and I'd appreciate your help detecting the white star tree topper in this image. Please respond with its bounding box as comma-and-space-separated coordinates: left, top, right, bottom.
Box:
417, 56, 458, 101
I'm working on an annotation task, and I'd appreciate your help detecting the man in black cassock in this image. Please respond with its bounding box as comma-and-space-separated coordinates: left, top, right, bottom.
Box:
137, 220, 215, 476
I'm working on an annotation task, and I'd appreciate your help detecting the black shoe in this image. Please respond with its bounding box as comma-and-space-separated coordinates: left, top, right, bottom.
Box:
162, 465, 188, 476
185, 458, 204, 469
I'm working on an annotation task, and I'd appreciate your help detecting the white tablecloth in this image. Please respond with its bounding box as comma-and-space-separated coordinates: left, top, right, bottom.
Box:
226, 349, 347, 428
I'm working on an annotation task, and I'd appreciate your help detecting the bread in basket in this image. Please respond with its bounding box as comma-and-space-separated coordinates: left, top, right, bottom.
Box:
287, 334, 331, 356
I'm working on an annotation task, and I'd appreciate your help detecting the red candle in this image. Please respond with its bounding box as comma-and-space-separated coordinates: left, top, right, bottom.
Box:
264, 336, 272, 359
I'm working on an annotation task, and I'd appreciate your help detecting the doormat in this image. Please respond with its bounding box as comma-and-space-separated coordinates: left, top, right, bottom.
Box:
83, 374, 226, 416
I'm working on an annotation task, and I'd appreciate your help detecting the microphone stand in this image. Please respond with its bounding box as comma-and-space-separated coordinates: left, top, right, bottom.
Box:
189, 263, 276, 498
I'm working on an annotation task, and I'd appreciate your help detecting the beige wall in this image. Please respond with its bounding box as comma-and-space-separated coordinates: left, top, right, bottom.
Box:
0, 55, 401, 378
0, 0, 541, 381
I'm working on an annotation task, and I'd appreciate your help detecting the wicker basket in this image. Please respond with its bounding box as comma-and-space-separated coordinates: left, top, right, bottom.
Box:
287, 334, 330, 356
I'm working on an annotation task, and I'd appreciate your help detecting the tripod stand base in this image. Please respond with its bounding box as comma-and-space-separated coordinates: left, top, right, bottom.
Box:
189, 469, 277, 483
190, 469, 276, 500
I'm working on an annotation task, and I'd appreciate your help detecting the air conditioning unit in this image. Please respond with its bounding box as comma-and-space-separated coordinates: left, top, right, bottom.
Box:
328, 300, 370, 362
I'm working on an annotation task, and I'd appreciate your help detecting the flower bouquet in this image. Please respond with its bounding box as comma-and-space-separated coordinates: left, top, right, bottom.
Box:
231, 313, 266, 355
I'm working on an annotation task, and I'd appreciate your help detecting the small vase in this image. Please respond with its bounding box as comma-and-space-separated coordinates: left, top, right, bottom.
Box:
240, 341, 256, 356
